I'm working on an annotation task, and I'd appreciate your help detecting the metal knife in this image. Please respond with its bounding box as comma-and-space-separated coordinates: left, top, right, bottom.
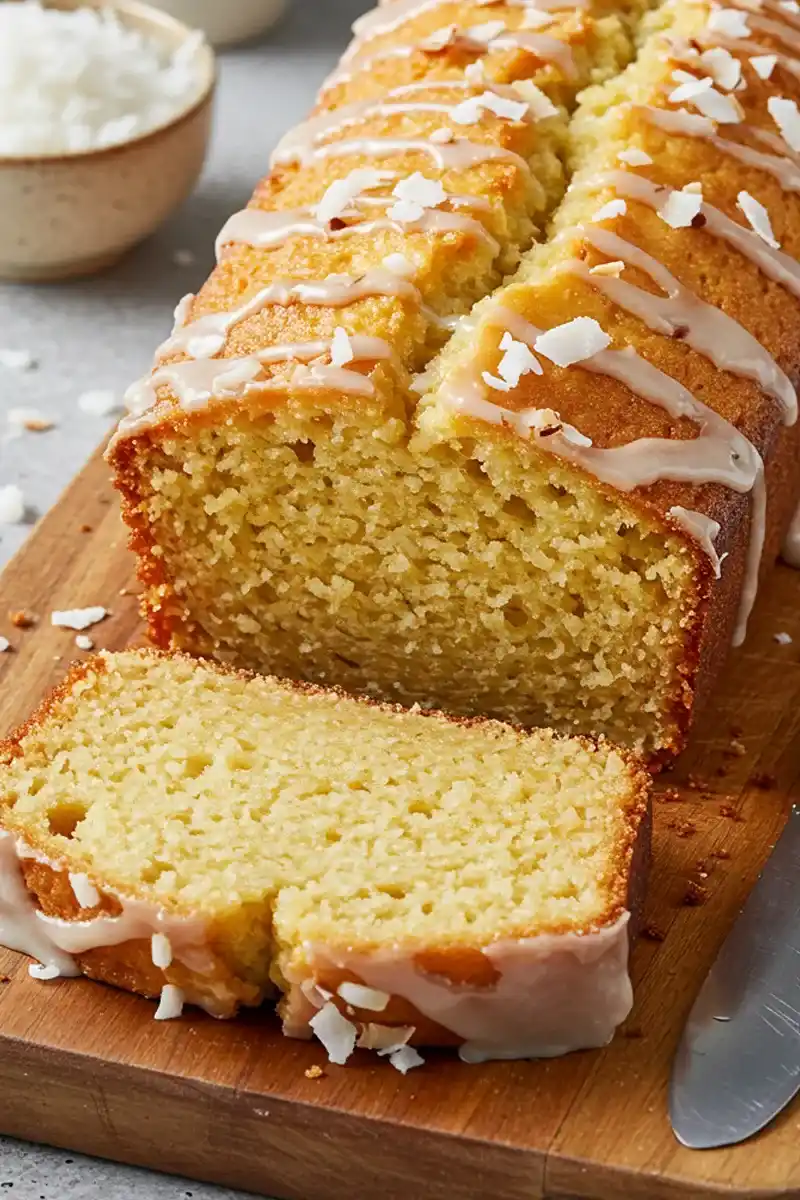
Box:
670, 805, 800, 1149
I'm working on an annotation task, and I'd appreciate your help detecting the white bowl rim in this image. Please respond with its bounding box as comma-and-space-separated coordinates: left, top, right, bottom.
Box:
0, 0, 217, 167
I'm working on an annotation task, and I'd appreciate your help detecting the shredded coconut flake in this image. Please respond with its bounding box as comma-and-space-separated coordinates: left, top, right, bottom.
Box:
508, 79, 558, 119
29, 963, 61, 981
464, 60, 486, 84
451, 89, 528, 125
707, 8, 750, 38
51, 606, 108, 631
151, 932, 173, 969
75, 634, 94, 651
482, 370, 512, 392
69, 873, 100, 908
315, 168, 394, 225
330, 327, 354, 367
383, 252, 416, 277
154, 984, 184, 1020
388, 171, 447, 222
750, 53, 777, 79
421, 23, 457, 50
309, 1001, 357, 1065
775, 631, 793, 644
768, 95, 800, 151
496, 331, 542, 386
0, 4, 208, 156
534, 317, 611, 367
737, 190, 779, 247
617, 146, 653, 166
592, 198, 627, 222
590, 260, 625, 276
658, 184, 704, 228
337, 982, 391, 1011
521, 8, 555, 26
357, 1024, 415, 1051
0, 348, 36, 371
429, 126, 454, 143
388, 1045, 425, 1073
699, 46, 742, 90
669, 76, 743, 122
0, 638, 9, 653
466, 20, 506, 43
0, 485, 25, 525
780, 1, 799, 12
77, 389, 118, 416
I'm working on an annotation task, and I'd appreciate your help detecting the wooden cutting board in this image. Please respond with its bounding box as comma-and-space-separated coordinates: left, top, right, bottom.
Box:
0, 444, 799, 1200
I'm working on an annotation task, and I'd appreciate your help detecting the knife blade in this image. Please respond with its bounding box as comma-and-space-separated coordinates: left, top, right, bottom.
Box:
670, 805, 800, 1149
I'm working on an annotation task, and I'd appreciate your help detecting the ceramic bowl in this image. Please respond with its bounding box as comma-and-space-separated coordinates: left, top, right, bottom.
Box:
149, 0, 286, 46
0, 0, 216, 283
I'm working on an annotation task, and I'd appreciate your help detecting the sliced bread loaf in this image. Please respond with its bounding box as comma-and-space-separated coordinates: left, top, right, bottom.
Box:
0, 649, 649, 1063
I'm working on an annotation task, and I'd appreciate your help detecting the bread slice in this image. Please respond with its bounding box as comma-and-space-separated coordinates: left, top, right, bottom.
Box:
109, 0, 800, 762
0, 650, 649, 1063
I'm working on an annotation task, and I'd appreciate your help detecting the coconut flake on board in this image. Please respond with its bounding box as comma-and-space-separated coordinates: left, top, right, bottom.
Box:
51, 606, 108, 631
775, 631, 793, 644
75, 634, 94, 651
0, 638, 10, 653
154, 984, 184, 1020
309, 1001, 358, 1064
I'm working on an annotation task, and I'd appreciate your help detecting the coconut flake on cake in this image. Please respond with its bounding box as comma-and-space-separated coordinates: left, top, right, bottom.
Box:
534, 317, 611, 367
315, 169, 394, 226
699, 46, 742, 90
337, 981, 391, 1011
151, 933, 173, 969
768, 96, 800, 151
388, 173, 447, 222
736, 191, 779, 247
69, 873, 100, 908
592, 198, 627, 222
510, 80, 558, 119
658, 184, 704, 228
451, 90, 529, 125
750, 54, 777, 80
330, 328, 355, 367
706, 8, 750, 38
669, 76, 743, 122
617, 147, 653, 166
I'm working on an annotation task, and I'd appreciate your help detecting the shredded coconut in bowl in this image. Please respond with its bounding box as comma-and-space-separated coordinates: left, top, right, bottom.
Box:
0, 2, 209, 156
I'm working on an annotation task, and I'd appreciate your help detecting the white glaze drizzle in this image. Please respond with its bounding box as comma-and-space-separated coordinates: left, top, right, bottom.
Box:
157, 269, 420, 361
275, 131, 532, 174
564, 225, 797, 421
325, 27, 576, 91
640, 105, 800, 192
668, 506, 724, 577
437, 304, 765, 641
591, 169, 800, 302
782, 499, 800, 565
215, 200, 499, 261
304, 913, 632, 1062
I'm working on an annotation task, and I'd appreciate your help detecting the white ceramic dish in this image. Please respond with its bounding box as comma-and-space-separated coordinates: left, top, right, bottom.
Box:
0, 0, 216, 283
149, 0, 285, 46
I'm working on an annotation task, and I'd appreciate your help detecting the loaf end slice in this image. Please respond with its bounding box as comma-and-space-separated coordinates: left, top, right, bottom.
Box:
0, 649, 650, 1062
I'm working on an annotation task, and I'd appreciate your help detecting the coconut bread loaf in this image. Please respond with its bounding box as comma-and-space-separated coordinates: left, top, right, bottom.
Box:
0, 650, 649, 1062
109, 0, 800, 760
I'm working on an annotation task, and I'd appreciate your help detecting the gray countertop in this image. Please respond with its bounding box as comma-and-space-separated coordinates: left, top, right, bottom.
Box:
0, 1, 364, 1194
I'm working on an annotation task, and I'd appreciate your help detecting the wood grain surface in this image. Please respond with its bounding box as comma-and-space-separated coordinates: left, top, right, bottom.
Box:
0, 444, 799, 1200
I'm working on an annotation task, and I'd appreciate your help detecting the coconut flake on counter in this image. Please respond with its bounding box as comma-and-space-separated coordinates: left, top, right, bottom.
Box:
309, 1001, 358, 1065
534, 317, 611, 367
388, 172, 447, 222
172, 249, 196, 268
768, 96, 800, 151
315, 168, 394, 226
0, 485, 25, 525
669, 76, 743, 122
699, 46, 742, 90
617, 147, 653, 166
451, 90, 529, 125
337, 981, 391, 1011
592, 198, 627, 222
330, 328, 355, 368
29, 963, 61, 981
77, 390, 119, 417
658, 183, 704, 228
0, 3, 208, 156
6, 407, 54, 434
75, 634, 94, 651
510, 80, 558, 120
154, 984, 184, 1020
750, 54, 777, 79
69, 873, 100, 908
0, 348, 36, 371
707, 8, 750, 38
51, 606, 108, 631
151, 933, 173, 970
737, 191, 780, 247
